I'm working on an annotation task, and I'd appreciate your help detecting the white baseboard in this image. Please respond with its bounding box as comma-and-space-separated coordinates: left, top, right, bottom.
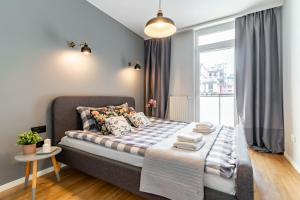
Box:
0, 164, 66, 193
284, 153, 300, 174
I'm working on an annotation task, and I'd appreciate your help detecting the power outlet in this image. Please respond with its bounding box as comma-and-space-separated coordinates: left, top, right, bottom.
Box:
291, 134, 296, 143
31, 125, 46, 133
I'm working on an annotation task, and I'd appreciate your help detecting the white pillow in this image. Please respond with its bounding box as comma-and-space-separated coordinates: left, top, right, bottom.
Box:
128, 112, 151, 128
105, 116, 132, 137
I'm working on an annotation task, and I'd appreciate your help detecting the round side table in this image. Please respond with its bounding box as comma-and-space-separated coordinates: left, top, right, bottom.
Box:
14, 147, 62, 200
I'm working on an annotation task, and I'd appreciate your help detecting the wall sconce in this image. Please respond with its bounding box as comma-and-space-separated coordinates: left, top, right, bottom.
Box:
67, 41, 92, 55
128, 62, 142, 70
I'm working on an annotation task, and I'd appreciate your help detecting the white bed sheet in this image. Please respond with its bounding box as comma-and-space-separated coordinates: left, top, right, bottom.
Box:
59, 136, 236, 195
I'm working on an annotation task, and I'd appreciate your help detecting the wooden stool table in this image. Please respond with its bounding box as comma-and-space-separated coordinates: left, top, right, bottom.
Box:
14, 147, 62, 200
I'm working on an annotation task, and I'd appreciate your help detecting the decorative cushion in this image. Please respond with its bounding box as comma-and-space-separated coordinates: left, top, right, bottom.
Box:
107, 102, 128, 110
76, 106, 104, 131
108, 102, 136, 124
90, 108, 118, 134
105, 116, 132, 137
128, 112, 151, 128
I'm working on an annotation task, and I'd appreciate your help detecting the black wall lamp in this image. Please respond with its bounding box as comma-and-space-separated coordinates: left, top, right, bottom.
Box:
128, 62, 142, 70
67, 41, 92, 55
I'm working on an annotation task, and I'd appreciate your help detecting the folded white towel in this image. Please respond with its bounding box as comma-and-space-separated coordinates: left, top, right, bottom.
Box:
173, 140, 205, 151
195, 122, 214, 129
177, 132, 203, 143
193, 126, 216, 134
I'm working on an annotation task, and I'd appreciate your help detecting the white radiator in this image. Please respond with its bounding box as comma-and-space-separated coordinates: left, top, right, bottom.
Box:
169, 96, 190, 122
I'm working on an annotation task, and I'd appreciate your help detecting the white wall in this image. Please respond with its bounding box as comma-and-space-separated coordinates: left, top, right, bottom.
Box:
282, 0, 300, 172
170, 30, 195, 121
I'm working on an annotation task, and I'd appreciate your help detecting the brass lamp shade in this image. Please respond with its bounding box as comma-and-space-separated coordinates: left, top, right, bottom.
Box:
144, 10, 176, 38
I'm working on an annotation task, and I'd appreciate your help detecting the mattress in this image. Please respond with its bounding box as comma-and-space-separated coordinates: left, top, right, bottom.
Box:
59, 136, 236, 195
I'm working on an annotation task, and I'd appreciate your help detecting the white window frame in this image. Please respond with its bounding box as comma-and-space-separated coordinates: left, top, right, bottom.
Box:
194, 22, 237, 124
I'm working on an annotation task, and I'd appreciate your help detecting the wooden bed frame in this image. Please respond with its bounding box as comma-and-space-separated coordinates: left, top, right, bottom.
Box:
51, 96, 253, 200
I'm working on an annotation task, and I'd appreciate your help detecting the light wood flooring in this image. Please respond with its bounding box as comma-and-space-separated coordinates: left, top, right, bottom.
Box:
0, 150, 300, 200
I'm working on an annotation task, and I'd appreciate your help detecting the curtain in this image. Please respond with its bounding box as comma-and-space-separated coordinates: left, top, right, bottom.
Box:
235, 7, 284, 153
144, 37, 171, 118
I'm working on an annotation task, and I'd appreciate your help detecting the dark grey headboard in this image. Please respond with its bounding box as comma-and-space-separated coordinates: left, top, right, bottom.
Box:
51, 96, 135, 145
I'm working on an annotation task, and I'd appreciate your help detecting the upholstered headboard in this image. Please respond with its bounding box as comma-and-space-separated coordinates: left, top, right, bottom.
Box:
51, 96, 135, 145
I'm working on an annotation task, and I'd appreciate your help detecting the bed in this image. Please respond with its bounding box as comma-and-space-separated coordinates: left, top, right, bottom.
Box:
51, 96, 253, 200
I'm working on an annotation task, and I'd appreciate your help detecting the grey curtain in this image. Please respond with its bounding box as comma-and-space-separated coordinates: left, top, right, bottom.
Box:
144, 37, 171, 118
235, 7, 284, 153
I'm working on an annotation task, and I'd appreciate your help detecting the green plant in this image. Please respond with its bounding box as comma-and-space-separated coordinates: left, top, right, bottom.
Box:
17, 131, 42, 145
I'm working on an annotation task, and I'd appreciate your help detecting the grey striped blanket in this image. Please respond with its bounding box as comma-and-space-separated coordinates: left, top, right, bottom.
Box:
65, 118, 236, 178
205, 126, 236, 178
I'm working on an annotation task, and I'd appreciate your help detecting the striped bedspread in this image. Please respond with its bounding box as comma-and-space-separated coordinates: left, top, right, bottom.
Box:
205, 126, 236, 178
65, 118, 237, 178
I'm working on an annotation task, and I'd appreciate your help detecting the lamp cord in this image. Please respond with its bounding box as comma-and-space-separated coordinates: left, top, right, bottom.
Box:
159, 0, 161, 10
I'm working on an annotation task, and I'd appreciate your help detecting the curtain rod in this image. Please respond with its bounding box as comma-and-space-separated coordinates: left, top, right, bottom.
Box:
178, 3, 284, 32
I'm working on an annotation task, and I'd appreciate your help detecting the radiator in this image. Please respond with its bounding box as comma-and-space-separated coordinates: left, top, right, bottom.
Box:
169, 96, 190, 122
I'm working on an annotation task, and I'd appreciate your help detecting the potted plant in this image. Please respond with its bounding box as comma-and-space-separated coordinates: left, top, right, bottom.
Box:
17, 131, 42, 155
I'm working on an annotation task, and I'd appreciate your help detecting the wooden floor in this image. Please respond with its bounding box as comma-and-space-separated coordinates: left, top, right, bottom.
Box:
1, 150, 300, 200
249, 150, 300, 200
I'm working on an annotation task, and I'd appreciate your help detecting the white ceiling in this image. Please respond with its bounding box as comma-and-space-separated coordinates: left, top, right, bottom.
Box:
87, 0, 283, 38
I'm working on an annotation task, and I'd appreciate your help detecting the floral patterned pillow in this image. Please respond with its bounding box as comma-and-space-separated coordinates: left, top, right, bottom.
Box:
90, 108, 118, 134
77, 106, 107, 132
107, 102, 128, 111
128, 112, 151, 128
105, 116, 132, 137
108, 103, 136, 124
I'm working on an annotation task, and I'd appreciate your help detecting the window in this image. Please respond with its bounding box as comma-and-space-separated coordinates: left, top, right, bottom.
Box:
195, 22, 236, 126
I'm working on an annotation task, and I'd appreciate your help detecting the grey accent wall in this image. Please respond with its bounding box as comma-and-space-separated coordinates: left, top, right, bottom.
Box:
0, 0, 144, 185
169, 30, 195, 121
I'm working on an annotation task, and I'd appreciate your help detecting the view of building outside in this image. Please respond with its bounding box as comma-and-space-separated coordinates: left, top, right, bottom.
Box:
199, 48, 235, 126
200, 48, 234, 96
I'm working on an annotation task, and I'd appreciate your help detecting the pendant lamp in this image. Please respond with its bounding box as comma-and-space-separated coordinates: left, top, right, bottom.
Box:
144, 0, 176, 38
